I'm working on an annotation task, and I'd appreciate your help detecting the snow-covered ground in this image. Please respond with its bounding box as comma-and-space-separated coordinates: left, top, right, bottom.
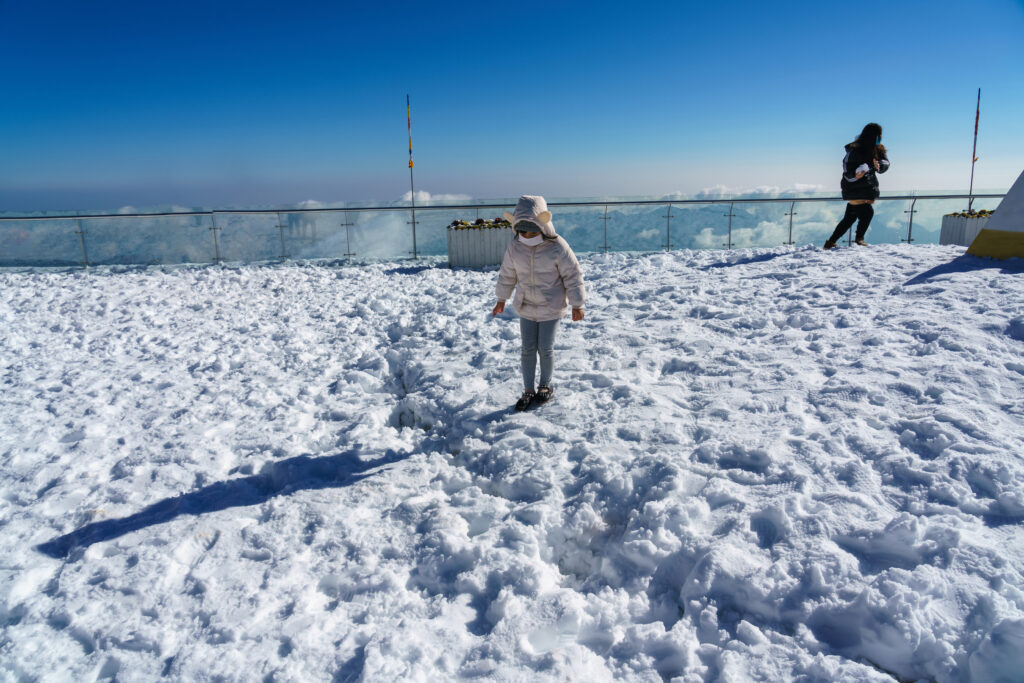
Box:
2, 244, 1024, 681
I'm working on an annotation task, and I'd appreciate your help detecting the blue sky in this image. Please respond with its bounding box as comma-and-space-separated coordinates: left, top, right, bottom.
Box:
2, 0, 1023, 211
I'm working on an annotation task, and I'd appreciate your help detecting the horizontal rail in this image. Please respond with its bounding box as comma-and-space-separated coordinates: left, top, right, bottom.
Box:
0, 193, 1005, 222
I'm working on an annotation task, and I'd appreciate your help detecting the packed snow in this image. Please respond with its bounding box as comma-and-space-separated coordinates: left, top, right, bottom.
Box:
2, 244, 1024, 681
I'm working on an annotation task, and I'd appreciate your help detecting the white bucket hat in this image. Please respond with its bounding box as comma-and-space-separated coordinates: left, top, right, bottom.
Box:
504, 195, 555, 237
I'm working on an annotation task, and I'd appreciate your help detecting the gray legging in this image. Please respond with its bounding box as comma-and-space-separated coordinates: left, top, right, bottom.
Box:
520, 318, 560, 391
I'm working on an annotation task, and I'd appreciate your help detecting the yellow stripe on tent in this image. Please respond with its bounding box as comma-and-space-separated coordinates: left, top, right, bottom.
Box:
964, 168, 1024, 259
966, 229, 1024, 260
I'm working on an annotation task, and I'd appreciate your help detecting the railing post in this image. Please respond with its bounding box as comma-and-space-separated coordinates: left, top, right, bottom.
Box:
408, 205, 419, 260
902, 198, 918, 244
784, 201, 797, 245
74, 218, 89, 269
723, 202, 736, 249
600, 204, 610, 253
341, 210, 356, 259
275, 212, 290, 260
209, 213, 223, 264
662, 204, 674, 251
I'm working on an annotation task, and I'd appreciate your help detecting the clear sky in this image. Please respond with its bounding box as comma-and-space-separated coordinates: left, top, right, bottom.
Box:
2, 0, 1023, 211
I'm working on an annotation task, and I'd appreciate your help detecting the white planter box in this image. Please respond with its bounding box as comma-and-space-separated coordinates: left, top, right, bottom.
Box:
940, 215, 989, 246
447, 225, 515, 268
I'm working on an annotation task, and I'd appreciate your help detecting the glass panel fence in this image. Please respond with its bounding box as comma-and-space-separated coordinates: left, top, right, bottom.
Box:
789, 200, 851, 246
417, 209, 472, 258
347, 210, 424, 261
677, 203, 731, 250
857, 199, 907, 245
84, 214, 215, 265
607, 204, 667, 252
283, 211, 356, 261
690, 201, 792, 250
0, 219, 83, 267
553, 204, 613, 253
216, 213, 280, 264
0, 195, 1006, 268
743, 202, 796, 249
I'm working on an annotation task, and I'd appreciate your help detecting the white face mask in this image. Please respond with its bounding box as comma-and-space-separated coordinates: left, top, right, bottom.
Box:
519, 234, 544, 246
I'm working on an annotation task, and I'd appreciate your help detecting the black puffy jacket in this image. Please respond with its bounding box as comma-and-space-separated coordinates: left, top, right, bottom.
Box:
840, 142, 890, 200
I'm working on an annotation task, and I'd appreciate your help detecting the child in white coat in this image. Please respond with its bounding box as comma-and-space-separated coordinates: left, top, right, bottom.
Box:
491, 195, 586, 411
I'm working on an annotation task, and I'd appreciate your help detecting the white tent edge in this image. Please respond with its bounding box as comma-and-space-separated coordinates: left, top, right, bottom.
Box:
968, 168, 1024, 259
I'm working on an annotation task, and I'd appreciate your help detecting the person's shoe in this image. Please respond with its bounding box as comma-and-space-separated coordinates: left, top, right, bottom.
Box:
823, 240, 837, 250
535, 385, 554, 405
854, 238, 868, 246
514, 390, 536, 412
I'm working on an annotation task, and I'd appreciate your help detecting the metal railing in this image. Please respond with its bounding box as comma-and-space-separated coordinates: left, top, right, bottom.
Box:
0, 192, 1004, 268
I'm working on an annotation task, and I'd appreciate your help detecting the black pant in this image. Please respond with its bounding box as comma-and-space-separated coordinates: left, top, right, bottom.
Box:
828, 203, 873, 243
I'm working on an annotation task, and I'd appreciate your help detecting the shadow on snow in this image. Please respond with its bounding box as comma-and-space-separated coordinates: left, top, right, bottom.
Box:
699, 249, 803, 270
36, 449, 408, 559
381, 263, 445, 276
904, 253, 1024, 286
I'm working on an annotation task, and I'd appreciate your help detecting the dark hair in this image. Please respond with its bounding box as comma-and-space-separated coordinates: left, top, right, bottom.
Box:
852, 123, 884, 155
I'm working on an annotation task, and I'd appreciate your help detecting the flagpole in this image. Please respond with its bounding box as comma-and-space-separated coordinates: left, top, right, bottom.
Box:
407, 94, 418, 259
968, 88, 980, 212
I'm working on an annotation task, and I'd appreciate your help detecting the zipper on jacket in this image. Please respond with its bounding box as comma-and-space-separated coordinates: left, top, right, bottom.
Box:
530, 248, 537, 307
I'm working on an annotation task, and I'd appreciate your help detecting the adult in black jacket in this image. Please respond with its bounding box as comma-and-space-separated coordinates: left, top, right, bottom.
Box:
824, 123, 890, 249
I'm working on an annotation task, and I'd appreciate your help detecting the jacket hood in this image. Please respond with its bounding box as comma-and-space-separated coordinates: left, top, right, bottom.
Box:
503, 195, 557, 238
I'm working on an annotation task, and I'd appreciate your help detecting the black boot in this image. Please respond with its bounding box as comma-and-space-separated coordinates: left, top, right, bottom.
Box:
514, 390, 536, 412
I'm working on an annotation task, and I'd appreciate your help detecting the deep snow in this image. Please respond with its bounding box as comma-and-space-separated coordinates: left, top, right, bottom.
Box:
2, 244, 1024, 681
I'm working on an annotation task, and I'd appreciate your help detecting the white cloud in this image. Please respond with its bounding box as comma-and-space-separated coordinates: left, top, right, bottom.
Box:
691, 227, 720, 249
400, 190, 472, 203
118, 204, 201, 214
693, 184, 827, 199
693, 185, 732, 200
790, 183, 825, 193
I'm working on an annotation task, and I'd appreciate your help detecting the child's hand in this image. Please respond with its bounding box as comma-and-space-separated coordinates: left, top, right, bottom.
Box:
492, 302, 505, 317
572, 308, 584, 321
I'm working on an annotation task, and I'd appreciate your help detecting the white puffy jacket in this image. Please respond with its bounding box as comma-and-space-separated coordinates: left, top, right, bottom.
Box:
495, 235, 585, 322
